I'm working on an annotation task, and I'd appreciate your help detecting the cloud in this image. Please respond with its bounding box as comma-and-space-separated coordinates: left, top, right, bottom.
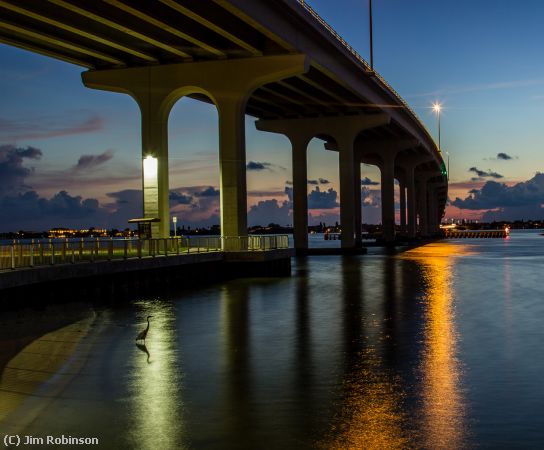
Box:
497, 152, 513, 160
0, 189, 109, 231
452, 173, 544, 216
169, 191, 193, 205
247, 161, 270, 171
361, 177, 379, 186
0, 114, 104, 141
249, 189, 287, 198
0, 142, 224, 230
194, 186, 219, 197
0, 144, 42, 195
246, 161, 286, 172
248, 199, 291, 227
308, 186, 339, 209
73, 149, 114, 171
307, 178, 331, 185
361, 187, 381, 207
469, 167, 503, 179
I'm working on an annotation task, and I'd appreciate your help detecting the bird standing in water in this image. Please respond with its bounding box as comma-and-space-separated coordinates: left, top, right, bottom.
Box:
136, 315, 152, 343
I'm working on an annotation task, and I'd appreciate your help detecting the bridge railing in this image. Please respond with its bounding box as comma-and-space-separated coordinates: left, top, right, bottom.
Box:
295, 0, 442, 159
0, 235, 289, 270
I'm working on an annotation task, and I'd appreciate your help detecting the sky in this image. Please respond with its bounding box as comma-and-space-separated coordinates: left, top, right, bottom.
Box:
1, 0, 544, 232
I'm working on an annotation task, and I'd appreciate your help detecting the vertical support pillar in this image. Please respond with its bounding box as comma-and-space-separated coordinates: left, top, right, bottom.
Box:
291, 136, 309, 250
217, 96, 248, 241
417, 179, 429, 237
338, 136, 356, 248
406, 167, 417, 238
381, 156, 396, 242
354, 161, 362, 246
428, 188, 439, 234
140, 94, 170, 238
399, 178, 407, 234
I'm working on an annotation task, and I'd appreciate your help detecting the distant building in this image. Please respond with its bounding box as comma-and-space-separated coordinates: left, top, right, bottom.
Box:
48, 227, 109, 238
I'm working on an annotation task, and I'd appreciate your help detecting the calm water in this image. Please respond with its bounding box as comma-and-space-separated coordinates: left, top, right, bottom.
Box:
1, 231, 543, 449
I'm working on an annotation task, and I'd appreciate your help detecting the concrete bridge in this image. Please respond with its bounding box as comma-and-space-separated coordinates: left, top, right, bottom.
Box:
0, 0, 447, 249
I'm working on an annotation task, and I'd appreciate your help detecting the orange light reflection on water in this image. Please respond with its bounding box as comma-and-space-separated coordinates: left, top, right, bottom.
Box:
324, 348, 410, 450
400, 242, 469, 449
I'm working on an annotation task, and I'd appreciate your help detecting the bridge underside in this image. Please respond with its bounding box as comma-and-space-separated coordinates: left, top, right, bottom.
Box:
0, 0, 448, 246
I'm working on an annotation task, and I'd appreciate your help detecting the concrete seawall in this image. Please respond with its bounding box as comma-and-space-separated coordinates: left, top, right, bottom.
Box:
0, 249, 294, 304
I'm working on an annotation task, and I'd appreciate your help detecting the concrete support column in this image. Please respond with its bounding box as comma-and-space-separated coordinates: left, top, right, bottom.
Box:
83, 54, 309, 240
338, 135, 356, 248
428, 189, 436, 234
417, 179, 429, 237
217, 96, 248, 239
380, 156, 396, 242
291, 136, 310, 250
354, 162, 362, 246
257, 113, 391, 249
140, 94, 171, 238
406, 167, 417, 239
427, 186, 441, 234
399, 178, 407, 234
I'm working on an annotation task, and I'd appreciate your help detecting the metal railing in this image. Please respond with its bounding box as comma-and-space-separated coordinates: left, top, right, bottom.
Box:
294, 0, 442, 159
0, 235, 289, 270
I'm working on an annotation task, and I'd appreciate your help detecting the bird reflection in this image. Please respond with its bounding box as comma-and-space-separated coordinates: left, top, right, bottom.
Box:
136, 342, 151, 364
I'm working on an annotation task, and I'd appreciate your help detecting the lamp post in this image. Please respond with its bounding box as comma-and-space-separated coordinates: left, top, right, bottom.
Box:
433, 102, 448, 180
173, 216, 177, 238
369, 0, 374, 71
433, 102, 441, 151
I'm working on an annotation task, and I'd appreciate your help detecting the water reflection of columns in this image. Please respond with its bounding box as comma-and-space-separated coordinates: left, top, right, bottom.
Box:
220, 283, 253, 442
382, 256, 400, 366
292, 259, 319, 438
325, 256, 409, 449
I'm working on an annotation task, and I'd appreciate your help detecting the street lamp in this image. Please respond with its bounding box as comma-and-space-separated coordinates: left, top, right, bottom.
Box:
369, 0, 374, 71
172, 216, 177, 238
433, 103, 448, 180
432, 102, 442, 151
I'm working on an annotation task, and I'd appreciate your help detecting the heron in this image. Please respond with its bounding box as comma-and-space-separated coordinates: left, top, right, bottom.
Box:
136, 315, 152, 343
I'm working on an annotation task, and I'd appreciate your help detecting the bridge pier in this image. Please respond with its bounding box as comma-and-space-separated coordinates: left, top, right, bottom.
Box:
380, 156, 396, 242
415, 170, 442, 237
427, 183, 443, 234
358, 138, 418, 242
396, 155, 436, 239
406, 167, 418, 238
257, 114, 390, 249
291, 135, 311, 250
398, 177, 407, 234
82, 55, 308, 240
417, 178, 429, 236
